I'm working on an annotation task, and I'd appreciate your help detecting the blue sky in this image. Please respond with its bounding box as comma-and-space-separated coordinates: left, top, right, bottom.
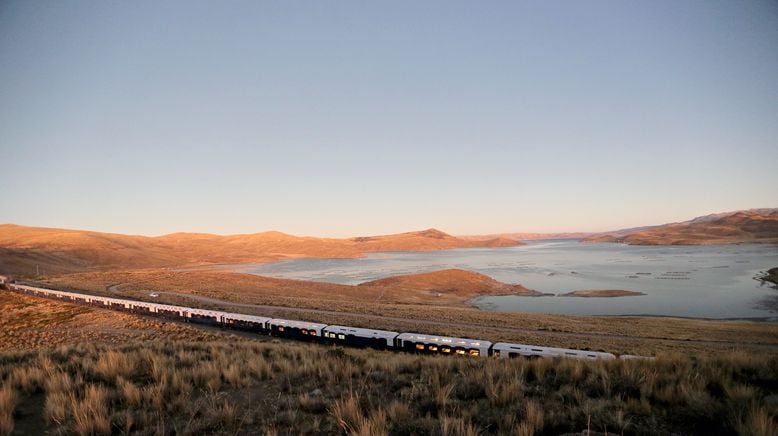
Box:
1, 1, 776, 236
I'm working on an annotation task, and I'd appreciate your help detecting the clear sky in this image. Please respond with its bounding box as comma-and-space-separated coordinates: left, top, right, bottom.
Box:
1, 1, 776, 237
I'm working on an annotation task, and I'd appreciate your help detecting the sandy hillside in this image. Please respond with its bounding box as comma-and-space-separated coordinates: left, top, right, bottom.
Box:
582, 209, 778, 245
0, 225, 521, 276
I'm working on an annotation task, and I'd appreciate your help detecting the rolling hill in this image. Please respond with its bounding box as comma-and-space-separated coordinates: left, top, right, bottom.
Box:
582, 209, 778, 245
0, 225, 522, 276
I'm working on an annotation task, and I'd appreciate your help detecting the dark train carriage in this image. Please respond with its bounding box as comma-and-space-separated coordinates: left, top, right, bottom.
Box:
322, 325, 399, 350
269, 319, 326, 341
395, 333, 492, 357
222, 313, 271, 333
187, 308, 225, 326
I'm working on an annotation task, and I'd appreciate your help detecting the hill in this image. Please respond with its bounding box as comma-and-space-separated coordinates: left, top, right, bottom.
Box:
0, 225, 522, 276
351, 228, 521, 251
358, 268, 542, 299
42, 267, 538, 307
461, 232, 593, 241
581, 209, 778, 245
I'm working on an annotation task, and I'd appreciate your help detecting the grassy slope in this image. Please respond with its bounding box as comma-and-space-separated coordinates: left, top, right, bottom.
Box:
40, 270, 778, 357
0, 292, 222, 353
0, 293, 776, 435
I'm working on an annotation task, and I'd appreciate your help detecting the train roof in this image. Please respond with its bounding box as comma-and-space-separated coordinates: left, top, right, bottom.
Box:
324, 325, 399, 340
269, 318, 327, 330
492, 342, 616, 359
222, 312, 272, 323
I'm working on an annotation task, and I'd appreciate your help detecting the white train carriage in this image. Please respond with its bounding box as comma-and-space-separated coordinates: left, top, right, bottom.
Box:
323, 325, 399, 350
222, 312, 272, 333
269, 318, 326, 340
396, 333, 491, 357
491, 342, 616, 360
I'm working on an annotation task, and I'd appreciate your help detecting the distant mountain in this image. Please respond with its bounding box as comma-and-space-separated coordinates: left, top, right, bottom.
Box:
461, 232, 594, 242
0, 225, 522, 276
353, 228, 522, 252
581, 209, 778, 245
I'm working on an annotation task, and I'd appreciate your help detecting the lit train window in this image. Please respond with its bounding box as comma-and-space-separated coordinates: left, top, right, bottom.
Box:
416, 344, 425, 350
338, 334, 345, 340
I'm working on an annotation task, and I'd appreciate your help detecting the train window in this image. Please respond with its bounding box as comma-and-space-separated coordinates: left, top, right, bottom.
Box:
278, 327, 285, 332
428, 345, 438, 351
309, 331, 317, 336
415, 344, 425, 350
338, 334, 345, 340
442, 347, 452, 353
455, 349, 466, 355
469, 350, 480, 357
494, 351, 501, 358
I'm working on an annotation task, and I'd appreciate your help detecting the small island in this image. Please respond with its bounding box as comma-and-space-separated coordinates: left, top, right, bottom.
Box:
559, 290, 646, 298
757, 267, 778, 287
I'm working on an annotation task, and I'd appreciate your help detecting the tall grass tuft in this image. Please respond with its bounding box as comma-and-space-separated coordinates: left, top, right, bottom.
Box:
0, 384, 16, 436
70, 384, 111, 436
736, 406, 777, 436
45, 391, 69, 425
93, 350, 136, 382
331, 393, 363, 433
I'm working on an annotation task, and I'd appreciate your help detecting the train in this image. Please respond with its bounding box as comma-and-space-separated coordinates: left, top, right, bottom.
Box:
4, 281, 645, 360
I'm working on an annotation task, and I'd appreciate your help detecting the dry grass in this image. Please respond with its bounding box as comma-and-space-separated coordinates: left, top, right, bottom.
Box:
40, 269, 778, 357
0, 383, 16, 436
0, 291, 223, 353
0, 340, 775, 435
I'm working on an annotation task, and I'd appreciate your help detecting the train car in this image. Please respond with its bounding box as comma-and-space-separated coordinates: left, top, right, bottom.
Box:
491, 342, 616, 360
322, 325, 399, 350
152, 303, 188, 319
618, 354, 655, 360
396, 333, 491, 357
222, 313, 272, 333
269, 318, 326, 340
186, 307, 226, 326
6, 283, 644, 361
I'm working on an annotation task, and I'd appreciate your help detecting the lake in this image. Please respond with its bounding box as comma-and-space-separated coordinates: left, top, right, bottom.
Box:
233, 240, 778, 320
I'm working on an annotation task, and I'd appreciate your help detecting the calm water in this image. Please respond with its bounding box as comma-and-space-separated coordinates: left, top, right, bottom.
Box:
235, 241, 778, 320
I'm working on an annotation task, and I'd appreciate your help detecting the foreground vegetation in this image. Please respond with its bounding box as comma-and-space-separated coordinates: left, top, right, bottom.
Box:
0, 339, 777, 435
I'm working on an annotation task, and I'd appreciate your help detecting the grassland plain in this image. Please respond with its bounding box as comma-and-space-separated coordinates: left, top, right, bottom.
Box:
41, 270, 778, 357
1, 287, 777, 435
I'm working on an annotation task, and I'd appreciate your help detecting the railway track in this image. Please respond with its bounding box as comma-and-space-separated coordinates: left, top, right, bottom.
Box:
106, 285, 778, 353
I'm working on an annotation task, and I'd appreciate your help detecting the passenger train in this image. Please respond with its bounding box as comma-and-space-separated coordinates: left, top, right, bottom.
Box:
4, 281, 642, 360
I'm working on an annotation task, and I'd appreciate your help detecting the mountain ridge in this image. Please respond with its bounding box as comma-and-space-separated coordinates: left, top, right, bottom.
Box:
581, 209, 778, 245
0, 224, 523, 276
